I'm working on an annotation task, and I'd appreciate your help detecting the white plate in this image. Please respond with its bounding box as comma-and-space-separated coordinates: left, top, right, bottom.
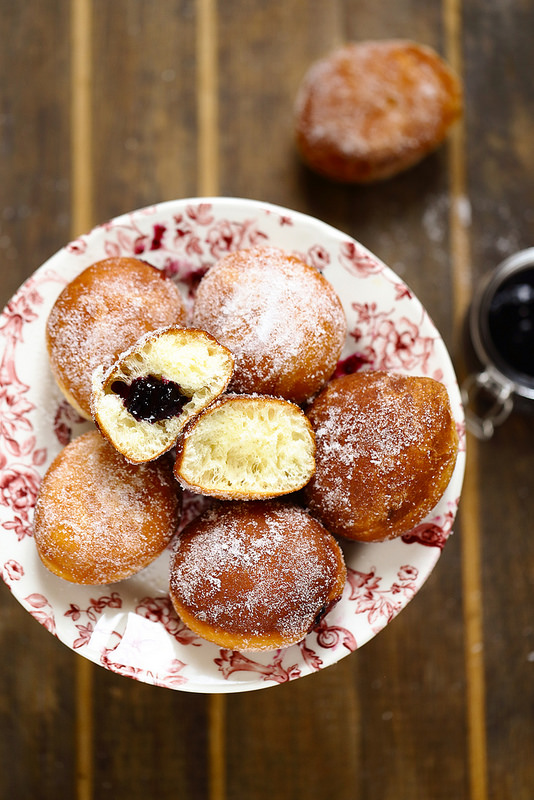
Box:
0, 197, 465, 693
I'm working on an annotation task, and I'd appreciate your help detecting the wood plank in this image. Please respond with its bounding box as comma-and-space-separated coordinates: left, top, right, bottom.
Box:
70, 4, 97, 797
90, 679, 210, 799
90, 0, 200, 221
225, 660, 360, 800
444, 1, 489, 797
197, 0, 219, 196
0, 3, 77, 799
217, 2, 469, 798
0, 4, 72, 296
86, 3, 212, 797
462, 0, 534, 796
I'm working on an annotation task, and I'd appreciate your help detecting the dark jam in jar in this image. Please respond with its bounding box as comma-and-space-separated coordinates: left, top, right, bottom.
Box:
487, 266, 534, 380
111, 376, 188, 423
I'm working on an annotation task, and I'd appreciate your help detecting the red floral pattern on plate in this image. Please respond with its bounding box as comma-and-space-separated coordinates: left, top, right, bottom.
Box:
401, 503, 458, 549
349, 302, 439, 376
214, 650, 302, 684
100, 629, 189, 689
64, 592, 122, 649
346, 564, 419, 633
25, 593, 57, 635
135, 596, 202, 647
1, 558, 24, 584
0, 197, 466, 693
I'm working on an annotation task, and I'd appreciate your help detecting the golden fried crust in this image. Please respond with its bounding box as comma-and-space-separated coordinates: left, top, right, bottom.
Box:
295, 40, 463, 183
192, 246, 347, 404
33, 431, 181, 584
46, 257, 187, 418
169, 501, 347, 651
304, 371, 459, 542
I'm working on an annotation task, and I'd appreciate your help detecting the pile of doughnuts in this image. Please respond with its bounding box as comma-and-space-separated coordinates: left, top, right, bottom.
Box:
34, 246, 459, 653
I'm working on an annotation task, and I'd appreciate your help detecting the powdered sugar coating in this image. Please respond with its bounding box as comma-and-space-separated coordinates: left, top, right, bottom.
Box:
192, 246, 347, 403
0, 196, 466, 691
169, 501, 347, 651
46, 257, 187, 418
305, 371, 459, 542
294, 40, 463, 183
34, 431, 182, 584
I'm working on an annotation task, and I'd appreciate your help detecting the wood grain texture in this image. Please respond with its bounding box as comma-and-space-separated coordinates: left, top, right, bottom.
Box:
217, 4, 468, 799
0, 3, 77, 799
462, 1, 534, 798
83, 4, 212, 798
1, 0, 533, 798
90, 0, 199, 218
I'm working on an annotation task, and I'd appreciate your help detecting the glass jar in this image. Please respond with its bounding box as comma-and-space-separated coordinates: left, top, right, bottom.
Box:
462, 248, 534, 439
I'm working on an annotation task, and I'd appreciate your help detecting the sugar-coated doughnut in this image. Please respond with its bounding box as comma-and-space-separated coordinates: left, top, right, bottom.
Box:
173, 394, 316, 500
46, 257, 187, 419
192, 246, 347, 404
33, 431, 182, 585
169, 501, 347, 651
294, 40, 463, 183
304, 371, 459, 541
91, 326, 234, 463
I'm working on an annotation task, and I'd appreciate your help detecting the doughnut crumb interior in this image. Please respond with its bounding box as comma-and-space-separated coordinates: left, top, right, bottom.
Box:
92, 326, 235, 463
174, 394, 316, 499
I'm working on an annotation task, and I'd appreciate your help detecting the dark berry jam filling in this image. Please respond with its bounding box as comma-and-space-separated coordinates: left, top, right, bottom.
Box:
111, 375, 188, 423
487, 266, 534, 380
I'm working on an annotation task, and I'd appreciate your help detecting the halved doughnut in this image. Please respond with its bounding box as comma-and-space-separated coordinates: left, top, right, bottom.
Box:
173, 394, 316, 500
91, 326, 234, 463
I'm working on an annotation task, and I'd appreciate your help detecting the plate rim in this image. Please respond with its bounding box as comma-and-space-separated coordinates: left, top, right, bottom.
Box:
0, 195, 466, 693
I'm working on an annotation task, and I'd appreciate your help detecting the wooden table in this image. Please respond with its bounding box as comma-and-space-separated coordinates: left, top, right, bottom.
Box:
1, 2, 533, 798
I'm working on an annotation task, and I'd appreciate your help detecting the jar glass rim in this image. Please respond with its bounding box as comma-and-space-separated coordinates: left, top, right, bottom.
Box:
469, 248, 534, 401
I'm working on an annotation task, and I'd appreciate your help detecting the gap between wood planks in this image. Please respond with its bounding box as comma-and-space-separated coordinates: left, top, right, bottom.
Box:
197, 2, 227, 799
443, 1, 489, 799
71, 0, 94, 799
